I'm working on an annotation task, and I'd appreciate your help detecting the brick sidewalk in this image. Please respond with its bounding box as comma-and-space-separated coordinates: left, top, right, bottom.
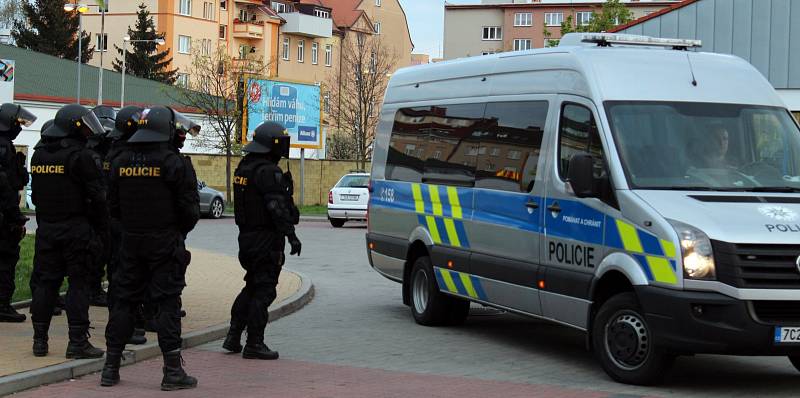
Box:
0, 247, 301, 378
11, 350, 644, 398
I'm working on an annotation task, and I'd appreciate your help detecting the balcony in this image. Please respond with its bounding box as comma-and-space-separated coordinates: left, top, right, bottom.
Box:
234, 0, 263, 4
232, 21, 265, 40
278, 12, 332, 38
231, 58, 269, 75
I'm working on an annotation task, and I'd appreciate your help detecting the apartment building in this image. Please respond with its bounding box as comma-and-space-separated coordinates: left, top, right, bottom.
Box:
443, 0, 680, 59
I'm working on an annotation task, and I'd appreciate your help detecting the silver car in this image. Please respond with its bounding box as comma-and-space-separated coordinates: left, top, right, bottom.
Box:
198, 181, 226, 219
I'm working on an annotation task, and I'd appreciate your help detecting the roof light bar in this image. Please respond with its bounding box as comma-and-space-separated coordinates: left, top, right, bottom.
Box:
581, 33, 702, 49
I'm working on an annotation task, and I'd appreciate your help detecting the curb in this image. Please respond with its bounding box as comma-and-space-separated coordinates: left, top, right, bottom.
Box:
0, 269, 314, 396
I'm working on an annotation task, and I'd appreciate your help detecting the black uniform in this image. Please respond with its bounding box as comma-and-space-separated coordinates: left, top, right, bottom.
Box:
0, 103, 34, 322
30, 104, 109, 359
222, 122, 301, 360
102, 106, 200, 391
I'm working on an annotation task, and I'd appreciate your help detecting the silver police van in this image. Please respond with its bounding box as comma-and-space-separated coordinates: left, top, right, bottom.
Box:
366, 33, 800, 385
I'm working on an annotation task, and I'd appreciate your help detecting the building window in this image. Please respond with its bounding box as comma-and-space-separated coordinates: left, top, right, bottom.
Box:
220, 0, 226, 10
95, 33, 108, 52
219, 25, 226, 39
311, 42, 319, 64
282, 37, 290, 60
325, 44, 333, 66
376, 0, 381, 6
544, 39, 560, 48
374, 22, 381, 34
271, 1, 287, 13
576, 11, 593, 26
239, 9, 251, 22
178, 35, 191, 54
514, 13, 532, 27
179, 0, 192, 16
315, 9, 330, 18
513, 39, 531, 51
544, 12, 563, 27
177, 73, 189, 88
203, 2, 214, 19
323, 94, 330, 113
201, 39, 211, 56
482, 26, 502, 41
298, 40, 305, 62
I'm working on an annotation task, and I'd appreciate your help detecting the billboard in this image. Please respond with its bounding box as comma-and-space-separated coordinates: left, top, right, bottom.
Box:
244, 79, 323, 150
0, 59, 14, 104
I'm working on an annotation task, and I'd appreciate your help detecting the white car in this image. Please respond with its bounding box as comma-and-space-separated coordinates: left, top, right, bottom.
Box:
327, 173, 369, 227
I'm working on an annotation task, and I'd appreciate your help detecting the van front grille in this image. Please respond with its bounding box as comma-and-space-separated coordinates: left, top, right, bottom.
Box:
751, 301, 800, 323
712, 241, 800, 289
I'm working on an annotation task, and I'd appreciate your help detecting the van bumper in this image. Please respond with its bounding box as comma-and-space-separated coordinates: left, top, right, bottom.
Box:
636, 286, 800, 356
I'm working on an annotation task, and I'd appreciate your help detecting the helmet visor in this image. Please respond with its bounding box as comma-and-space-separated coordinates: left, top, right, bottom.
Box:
275, 135, 290, 158
174, 111, 201, 137
16, 106, 37, 127
80, 111, 106, 136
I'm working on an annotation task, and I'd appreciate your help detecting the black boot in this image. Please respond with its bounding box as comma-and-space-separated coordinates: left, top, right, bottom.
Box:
89, 289, 108, 307
32, 322, 49, 357
222, 323, 243, 353
161, 350, 197, 391
65, 326, 105, 359
242, 343, 279, 360
100, 351, 122, 387
128, 328, 147, 345
0, 303, 26, 322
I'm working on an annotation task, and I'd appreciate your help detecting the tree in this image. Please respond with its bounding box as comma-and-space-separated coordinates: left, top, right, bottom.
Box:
325, 34, 397, 168
12, 0, 93, 62
112, 3, 177, 84
327, 133, 358, 160
0, 0, 24, 30
559, 0, 634, 35
171, 44, 269, 201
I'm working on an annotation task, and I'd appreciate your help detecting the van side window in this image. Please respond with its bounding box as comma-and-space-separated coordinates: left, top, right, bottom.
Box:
476, 101, 547, 192
423, 103, 485, 186
387, 107, 430, 183
558, 103, 606, 181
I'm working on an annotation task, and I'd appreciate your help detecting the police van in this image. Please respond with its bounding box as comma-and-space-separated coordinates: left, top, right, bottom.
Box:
365, 33, 800, 385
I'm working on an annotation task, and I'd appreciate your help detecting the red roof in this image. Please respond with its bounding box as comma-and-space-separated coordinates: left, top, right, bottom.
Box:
319, 0, 368, 28
609, 0, 700, 33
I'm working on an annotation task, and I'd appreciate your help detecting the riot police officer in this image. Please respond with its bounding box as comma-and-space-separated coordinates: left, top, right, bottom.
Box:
86, 105, 117, 307
222, 122, 301, 360
104, 106, 147, 346
101, 106, 200, 390
0, 103, 35, 322
29, 104, 107, 358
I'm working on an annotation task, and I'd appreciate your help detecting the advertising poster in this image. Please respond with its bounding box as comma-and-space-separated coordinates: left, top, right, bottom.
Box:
244, 79, 322, 150
0, 59, 14, 104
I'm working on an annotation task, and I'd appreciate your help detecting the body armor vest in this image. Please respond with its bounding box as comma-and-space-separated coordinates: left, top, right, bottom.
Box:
234, 157, 273, 229
116, 146, 176, 232
30, 141, 85, 222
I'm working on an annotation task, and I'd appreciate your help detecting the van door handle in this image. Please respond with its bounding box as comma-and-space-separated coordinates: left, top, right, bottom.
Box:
525, 201, 539, 209
547, 202, 561, 213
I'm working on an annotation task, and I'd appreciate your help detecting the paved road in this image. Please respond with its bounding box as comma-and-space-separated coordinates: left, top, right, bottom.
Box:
17, 218, 800, 397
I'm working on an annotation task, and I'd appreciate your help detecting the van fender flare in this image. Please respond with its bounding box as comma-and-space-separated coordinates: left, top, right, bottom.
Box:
401, 226, 435, 306
408, 226, 435, 249
590, 251, 650, 298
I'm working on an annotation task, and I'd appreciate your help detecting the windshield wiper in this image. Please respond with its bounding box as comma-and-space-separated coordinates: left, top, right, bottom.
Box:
736, 187, 800, 193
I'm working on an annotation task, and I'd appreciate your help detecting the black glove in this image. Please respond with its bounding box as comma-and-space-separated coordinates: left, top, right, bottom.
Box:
288, 233, 302, 256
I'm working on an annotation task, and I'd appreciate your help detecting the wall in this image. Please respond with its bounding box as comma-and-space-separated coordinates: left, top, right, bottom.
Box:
444, 7, 505, 59
358, 0, 414, 70
187, 152, 370, 206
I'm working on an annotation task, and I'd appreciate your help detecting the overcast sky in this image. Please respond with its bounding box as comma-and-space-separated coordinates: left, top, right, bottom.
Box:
398, 0, 480, 58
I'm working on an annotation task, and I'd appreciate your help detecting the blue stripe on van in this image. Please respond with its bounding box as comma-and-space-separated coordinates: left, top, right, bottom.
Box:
637, 229, 664, 257
470, 275, 488, 301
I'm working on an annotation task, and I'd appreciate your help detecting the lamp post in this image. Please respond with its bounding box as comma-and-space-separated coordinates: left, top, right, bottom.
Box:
65, 3, 106, 104
121, 36, 166, 108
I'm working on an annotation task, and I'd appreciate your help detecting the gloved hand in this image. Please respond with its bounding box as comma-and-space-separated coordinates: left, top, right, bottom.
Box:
288, 233, 302, 256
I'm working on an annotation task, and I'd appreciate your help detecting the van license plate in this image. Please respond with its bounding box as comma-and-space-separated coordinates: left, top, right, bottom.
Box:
341, 194, 360, 201
775, 327, 800, 343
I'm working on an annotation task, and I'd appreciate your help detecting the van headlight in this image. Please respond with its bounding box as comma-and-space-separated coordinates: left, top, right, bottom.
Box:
668, 220, 716, 280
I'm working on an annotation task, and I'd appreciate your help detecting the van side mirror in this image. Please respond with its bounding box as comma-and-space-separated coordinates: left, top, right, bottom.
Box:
567, 153, 597, 198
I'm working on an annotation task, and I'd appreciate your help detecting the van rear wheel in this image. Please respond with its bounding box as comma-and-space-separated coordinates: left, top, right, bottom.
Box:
592, 292, 674, 385
409, 256, 469, 326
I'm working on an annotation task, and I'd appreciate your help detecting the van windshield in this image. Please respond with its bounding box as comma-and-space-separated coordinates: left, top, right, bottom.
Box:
606, 101, 800, 191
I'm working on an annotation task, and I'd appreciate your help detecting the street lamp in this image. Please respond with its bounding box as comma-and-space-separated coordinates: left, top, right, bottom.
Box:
65, 3, 107, 104
121, 35, 166, 108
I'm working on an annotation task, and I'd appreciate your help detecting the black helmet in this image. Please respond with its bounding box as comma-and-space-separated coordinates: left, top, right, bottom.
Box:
0, 103, 37, 131
128, 106, 174, 143
91, 105, 117, 135
108, 106, 144, 141
243, 121, 290, 157
43, 104, 105, 138
174, 112, 201, 137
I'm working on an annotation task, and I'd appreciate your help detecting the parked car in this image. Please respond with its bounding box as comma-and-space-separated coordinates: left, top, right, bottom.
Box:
25, 182, 33, 211
327, 172, 369, 227
198, 181, 226, 219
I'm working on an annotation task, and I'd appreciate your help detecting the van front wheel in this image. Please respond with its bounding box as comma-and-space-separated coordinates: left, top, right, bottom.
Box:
409, 256, 469, 326
592, 292, 674, 385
